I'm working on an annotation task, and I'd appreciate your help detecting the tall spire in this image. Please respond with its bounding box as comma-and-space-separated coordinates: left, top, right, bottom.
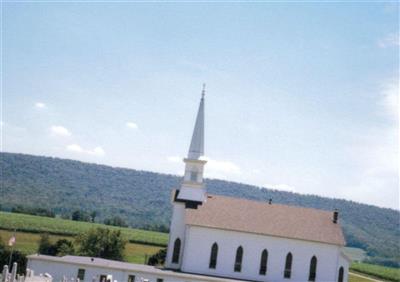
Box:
188, 85, 205, 159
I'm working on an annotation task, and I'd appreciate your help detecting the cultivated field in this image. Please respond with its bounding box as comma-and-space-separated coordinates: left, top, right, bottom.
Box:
350, 262, 400, 282
0, 212, 168, 246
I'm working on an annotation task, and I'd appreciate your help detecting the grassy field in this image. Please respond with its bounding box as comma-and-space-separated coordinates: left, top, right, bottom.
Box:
0, 212, 167, 264
0, 230, 70, 255
351, 262, 400, 282
0, 212, 168, 246
0, 230, 162, 264
349, 273, 378, 282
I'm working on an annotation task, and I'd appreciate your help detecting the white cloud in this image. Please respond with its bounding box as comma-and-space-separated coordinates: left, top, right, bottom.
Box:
66, 144, 105, 157
50, 126, 71, 137
92, 146, 105, 156
378, 33, 400, 48
66, 144, 83, 153
126, 122, 138, 130
263, 183, 296, 192
35, 102, 46, 109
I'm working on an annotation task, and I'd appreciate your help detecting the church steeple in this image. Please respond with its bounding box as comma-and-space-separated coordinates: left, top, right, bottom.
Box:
188, 84, 205, 160
166, 85, 208, 269
175, 85, 208, 206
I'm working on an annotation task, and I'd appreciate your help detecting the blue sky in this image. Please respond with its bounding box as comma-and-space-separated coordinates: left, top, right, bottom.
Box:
2, 2, 399, 209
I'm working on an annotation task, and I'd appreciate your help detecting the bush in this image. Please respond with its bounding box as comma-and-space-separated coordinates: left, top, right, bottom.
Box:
147, 248, 166, 266
0, 250, 27, 275
54, 239, 75, 256
38, 234, 56, 255
76, 228, 126, 261
38, 234, 74, 256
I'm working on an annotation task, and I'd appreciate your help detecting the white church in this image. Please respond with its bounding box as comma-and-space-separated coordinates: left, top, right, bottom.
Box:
27, 88, 350, 282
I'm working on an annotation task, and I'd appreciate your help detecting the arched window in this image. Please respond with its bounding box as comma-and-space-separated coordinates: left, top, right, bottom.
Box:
234, 246, 243, 272
209, 243, 218, 269
338, 267, 344, 282
172, 238, 181, 264
308, 256, 317, 281
284, 252, 293, 278
259, 249, 268, 275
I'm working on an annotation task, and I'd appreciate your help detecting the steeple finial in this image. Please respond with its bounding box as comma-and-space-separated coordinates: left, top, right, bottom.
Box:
202, 83, 206, 99
188, 85, 205, 159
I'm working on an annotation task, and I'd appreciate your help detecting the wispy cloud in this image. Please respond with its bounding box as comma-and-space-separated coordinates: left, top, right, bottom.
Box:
66, 144, 105, 157
50, 126, 71, 137
378, 33, 400, 48
35, 102, 47, 109
380, 81, 399, 121
344, 79, 399, 208
126, 121, 138, 130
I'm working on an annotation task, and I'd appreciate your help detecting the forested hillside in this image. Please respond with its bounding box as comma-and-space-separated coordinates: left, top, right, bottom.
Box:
1, 152, 399, 266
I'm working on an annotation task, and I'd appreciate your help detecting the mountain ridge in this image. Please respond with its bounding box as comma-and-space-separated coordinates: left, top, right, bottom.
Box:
3, 152, 395, 211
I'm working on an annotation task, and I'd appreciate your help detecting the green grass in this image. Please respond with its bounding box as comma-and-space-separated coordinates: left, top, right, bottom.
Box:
124, 243, 163, 264
349, 273, 377, 282
0, 212, 168, 246
351, 262, 400, 282
0, 230, 70, 255
0, 230, 162, 264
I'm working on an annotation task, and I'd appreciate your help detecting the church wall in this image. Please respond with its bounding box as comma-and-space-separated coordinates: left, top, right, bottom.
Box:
182, 225, 346, 282
165, 202, 186, 269
338, 253, 350, 282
